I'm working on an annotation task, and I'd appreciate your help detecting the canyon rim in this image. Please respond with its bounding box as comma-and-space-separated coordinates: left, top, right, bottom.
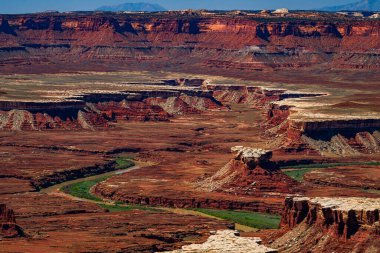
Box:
0, 7, 379, 253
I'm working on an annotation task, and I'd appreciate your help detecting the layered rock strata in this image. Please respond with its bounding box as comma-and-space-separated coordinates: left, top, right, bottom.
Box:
266, 101, 380, 156
2, 12, 380, 71
291, 125, 380, 156
271, 197, 380, 252
207, 85, 323, 109
0, 89, 222, 131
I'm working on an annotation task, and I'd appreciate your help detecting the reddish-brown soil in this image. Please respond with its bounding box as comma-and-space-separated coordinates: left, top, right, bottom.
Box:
81, 107, 292, 214
0, 145, 109, 189
304, 165, 380, 191
0, 86, 379, 253
0, 103, 278, 251
0, 88, 379, 251
0, 194, 231, 252
1, 10, 380, 253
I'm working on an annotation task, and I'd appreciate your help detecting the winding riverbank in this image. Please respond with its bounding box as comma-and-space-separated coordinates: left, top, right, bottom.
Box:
40, 159, 280, 232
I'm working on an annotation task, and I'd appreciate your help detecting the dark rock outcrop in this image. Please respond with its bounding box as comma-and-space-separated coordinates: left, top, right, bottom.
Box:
0, 204, 24, 238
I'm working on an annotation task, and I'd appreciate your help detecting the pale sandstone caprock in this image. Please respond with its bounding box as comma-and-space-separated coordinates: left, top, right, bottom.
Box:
163, 230, 277, 253
294, 197, 380, 211
231, 146, 272, 160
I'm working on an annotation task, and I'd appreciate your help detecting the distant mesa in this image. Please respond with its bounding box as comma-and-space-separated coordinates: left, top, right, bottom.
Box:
321, 0, 380, 11
272, 8, 289, 14
95, 2, 167, 12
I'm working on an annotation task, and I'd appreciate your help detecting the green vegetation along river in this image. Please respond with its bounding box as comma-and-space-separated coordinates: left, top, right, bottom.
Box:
42, 157, 281, 231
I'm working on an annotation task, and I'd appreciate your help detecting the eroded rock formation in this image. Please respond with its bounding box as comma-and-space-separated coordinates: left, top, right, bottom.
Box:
2, 12, 380, 71
196, 147, 298, 195
207, 85, 323, 109
0, 88, 223, 131
271, 197, 380, 252
300, 130, 380, 156
0, 204, 24, 238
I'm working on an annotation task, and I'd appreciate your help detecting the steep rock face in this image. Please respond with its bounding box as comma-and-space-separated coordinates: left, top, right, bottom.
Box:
196, 147, 298, 195
0, 204, 24, 238
298, 129, 380, 156
208, 85, 322, 109
2, 13, 380, 70
272, 197, 380, 253
288, 118, 380, 142
265, 104, 294, 137
265, 101, 380, 156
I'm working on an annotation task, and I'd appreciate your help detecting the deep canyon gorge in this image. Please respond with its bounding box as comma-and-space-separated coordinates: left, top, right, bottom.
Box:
0, 10, 379, 253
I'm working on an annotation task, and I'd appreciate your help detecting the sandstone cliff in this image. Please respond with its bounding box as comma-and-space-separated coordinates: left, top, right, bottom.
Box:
271, 197, 380, 253
266, 101, 380, 156
2, 12, 380, 71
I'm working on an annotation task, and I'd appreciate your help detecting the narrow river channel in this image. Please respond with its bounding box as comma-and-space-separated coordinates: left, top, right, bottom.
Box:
40, 161, 259, 232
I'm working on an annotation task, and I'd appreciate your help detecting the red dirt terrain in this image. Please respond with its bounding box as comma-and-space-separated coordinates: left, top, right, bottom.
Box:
0, 10, 380, 253
0, 194, 232, 252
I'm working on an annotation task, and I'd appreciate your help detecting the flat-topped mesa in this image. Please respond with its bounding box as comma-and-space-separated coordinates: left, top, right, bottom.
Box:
196, 147, 298, 195
264, 100, 380, 155
0, 204, 24, 238
162, 78, 209, 87
231, 146, 273, 170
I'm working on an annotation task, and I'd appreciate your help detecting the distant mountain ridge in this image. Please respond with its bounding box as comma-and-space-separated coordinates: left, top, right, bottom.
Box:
321, 0, 380, 11
96, 2, 166, 12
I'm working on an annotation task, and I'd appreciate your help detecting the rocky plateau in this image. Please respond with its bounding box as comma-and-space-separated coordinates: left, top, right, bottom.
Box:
0, 10, 380, 253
